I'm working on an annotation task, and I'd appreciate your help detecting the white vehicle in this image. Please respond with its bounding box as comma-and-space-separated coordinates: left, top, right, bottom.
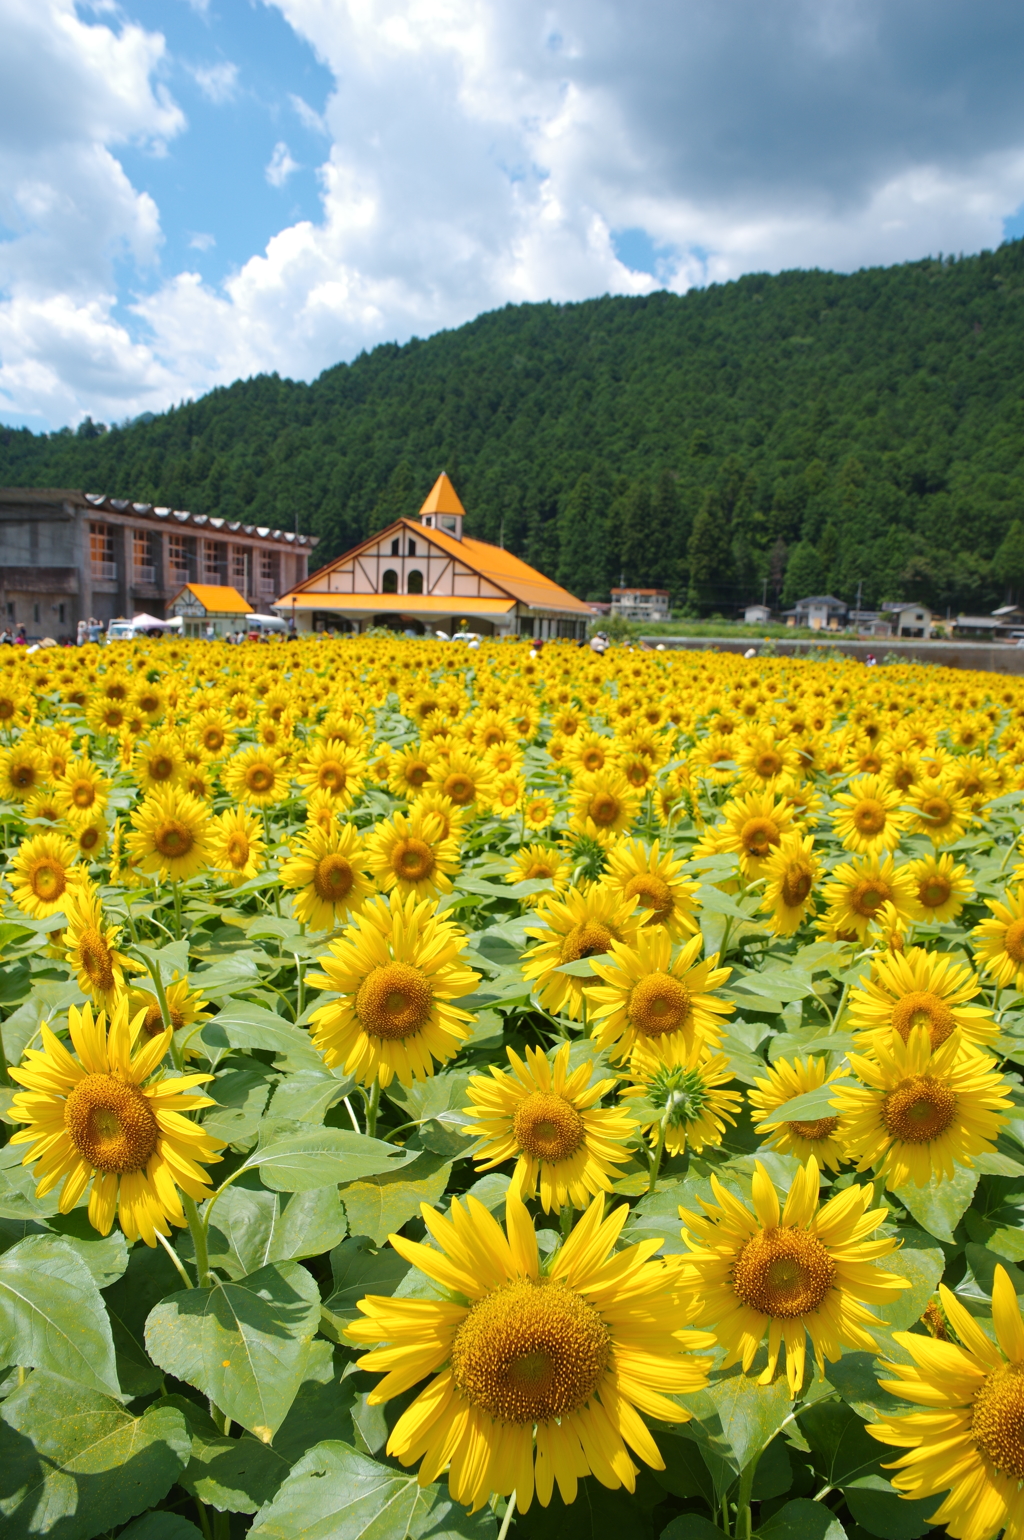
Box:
249, 613, 289, 634
450, 630, 482, 643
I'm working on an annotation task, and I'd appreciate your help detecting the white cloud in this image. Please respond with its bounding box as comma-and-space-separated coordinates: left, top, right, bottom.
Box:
190, 60, 239, 104
265, 140, 299, 187
7, 0, 1024, 428
188, 231, 216, 251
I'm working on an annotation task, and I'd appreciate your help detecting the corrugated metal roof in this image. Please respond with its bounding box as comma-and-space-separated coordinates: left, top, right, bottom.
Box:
172, 583, 253, 614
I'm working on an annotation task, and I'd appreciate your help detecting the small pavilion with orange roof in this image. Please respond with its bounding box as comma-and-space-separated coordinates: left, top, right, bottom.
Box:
273, 473, 591, 638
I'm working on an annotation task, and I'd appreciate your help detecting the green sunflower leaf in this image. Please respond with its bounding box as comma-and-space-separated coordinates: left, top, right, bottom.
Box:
0, 1234, 120, 1397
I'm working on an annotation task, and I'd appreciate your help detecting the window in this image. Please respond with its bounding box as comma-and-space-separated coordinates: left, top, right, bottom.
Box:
90, 524, 116, 579
133, 529, 155, 583
407, 570, 423, 594
58, 603, 66, 625
33, 603, 40, 624
440, 516, 457, 532
232, 547, 247, 588
169, 534, 193, 580
382, 569, 398, 594
408, 539, 417, 556
391, 538, 400, 556
203, 541, 227, 582
257, 550, 278, 594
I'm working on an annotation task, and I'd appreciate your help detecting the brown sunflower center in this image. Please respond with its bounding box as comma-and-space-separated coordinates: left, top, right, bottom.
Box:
524, 861, 555, 881
451, 1278, 610, 1425
313, 853, 355, 902
781, 866, 813, 907
628, 972, 691, 1037
512, 1091, 586, 1162
972, 1363, 1024, 1479
740, 816, 779, 858
226, 833, 250, 868
246, 765, 274, 794
355, 961, 433, 1040
754, 750, 783, 779
202, 727, 225, 753
142, 1001, 184, 1038
853, 798, 887, 835
317, 761, 347, 791
12, 763, 39, 790
881, 1075, 957, 1143
77, 825, 102, 854
154, 820, 194, 860
890, 992, 956, 1047
31, 859, 66, 902
892, 764, 916, 791
443, 772, 476, 806
732, 1227, 836, 1318
406, 761, 431, 788
78, 929, 115, 992
848, 876, 892, 916
149, 755, 175, 782
919, 796, 953, 828
789, 1116, 840, 1140
391, 837, 436, 883
1004, 918, 1024, 965
560, 920, 614, 962
580, 748, 606, 772
623, 873, 673, 923
588, 791, 621, 826
64, 1072, 159, 1173
918, 876, 951, 909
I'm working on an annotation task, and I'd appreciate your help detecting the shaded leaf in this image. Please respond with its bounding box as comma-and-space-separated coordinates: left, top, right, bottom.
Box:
0, 1370, 189, 1540
340, 1150, 453, 1245
754, 1498, 846, 1540
661, 1519, 729, 1540
824, 1351, 916, 1423
146, 1261, 320, 1441
118, 1515, 204, 1540
241, 1123, 417, 1192
168, 1396, 291, 1515
200, 1005, 324, 1073
46, 1209, 129, 1289
844, 1475, 937, 1538
677, 1364, 793, 1474
102, 1243, 182, 1400
883, 1228, 944, 1331
0, 1235, 120, 1397
800, 1400, 882, 1487
269, 1070, 356, 1125
202, 1183, 348, 1279
893, 1166, 978, 1243
321, 1236, 412, 1339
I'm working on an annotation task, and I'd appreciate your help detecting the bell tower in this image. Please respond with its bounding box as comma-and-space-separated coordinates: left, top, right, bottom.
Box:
419, 471, 465, 540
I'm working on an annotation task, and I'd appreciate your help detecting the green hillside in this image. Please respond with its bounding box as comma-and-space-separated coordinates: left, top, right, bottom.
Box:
5, 241, 1024, 614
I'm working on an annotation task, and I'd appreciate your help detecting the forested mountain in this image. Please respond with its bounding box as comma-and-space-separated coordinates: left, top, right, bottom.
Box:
5, 241, 1024, 614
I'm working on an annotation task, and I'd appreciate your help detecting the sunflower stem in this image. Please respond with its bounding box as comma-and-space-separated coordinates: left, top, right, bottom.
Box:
171, 881, 183, 941
193, 1497, 214, 1540
182, 1194, 212, 1288
496, 1490, 517, 1540
343, 1097, 361, 1133
156, 1228, 194, 1289
293, 952, 305, 1019
147, 959, 183, 1071
733, 1443, 765, 1540
365, 1078, 381, 1139
647, 1110, 670, 1195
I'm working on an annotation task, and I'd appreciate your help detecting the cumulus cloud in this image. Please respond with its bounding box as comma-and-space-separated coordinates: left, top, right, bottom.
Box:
265, 141, 300, 187
190, 60, 239, 104
6, 0, 1024, 427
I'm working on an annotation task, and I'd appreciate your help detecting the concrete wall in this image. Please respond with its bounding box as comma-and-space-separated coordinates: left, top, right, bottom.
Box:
642, 635, 1024, 676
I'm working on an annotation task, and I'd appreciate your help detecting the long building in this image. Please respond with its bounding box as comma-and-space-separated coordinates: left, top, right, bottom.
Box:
0, 488, 317, 639
274, 473, 591, 639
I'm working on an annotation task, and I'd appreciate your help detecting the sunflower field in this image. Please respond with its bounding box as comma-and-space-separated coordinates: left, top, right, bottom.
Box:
2, 636, 1024, 1540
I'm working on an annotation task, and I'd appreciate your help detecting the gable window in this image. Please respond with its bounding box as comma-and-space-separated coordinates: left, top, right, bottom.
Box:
407, 569, 423, 595
382, 569, 398, 593
408, 539, 417, 556
391, 538, 400, 556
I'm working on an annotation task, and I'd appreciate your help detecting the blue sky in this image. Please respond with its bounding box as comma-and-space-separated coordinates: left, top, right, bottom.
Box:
3, 0, 1024, 431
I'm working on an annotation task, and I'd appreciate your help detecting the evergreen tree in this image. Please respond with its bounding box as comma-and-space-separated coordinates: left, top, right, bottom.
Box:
649, 469, 681, 590
782, 540, 826, 607
619, 482, 651, 586
994, 519, 1024, 602
687, 490, 734, 614
557, 473, 607, 599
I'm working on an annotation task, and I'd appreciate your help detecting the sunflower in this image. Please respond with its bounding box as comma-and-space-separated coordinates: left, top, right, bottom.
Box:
388, 744, 439, 800
506, 843, 572, 906
718, 787, 797, 878
126, 786, 212, 882
565, 731, 615, 777
53, 757, 109, 824
846, 945, 997, 1054
754, 832, 819, 937
603, 837, 700, 940
483, 741, 523, 779
568, 768, 641, 845
427, 747, 497, 811
127, 976, 212, 1046
222, 746, 290, 807
588, 929, 734, 1063
63, 885, 137, 1009
307, 890, 480, 1087
367, 741, 393, 784
132, 732, 186, 795
132, 680, 167, 721
972, 886, 1024, 995
818, 853, 918, 942
737, 732, 800, 788
907, 778, 973, 846
619, 1037, 741, 1156
832, 1028, 1012, 1188
867, 1265, 1024, 1540
295, 739, 368, 808
279, 821, 374, 931
465, 1042, 637, 1212
414, 790, 469, 843
522, 884, 641, 1021
346, 1178, 714, 1514
208, 807, 266, 886
679, 1156, 908, 1395
0, 743, 47, 801
523, 792, 556, 832
22, 789, 62, 824
905, 852, 974, 925
8, 829, 85, 918
691, 732, 741, 785
365, 807, 461, 900
831, 774, 909, 855
747, 1055, 849, 1171
8, 999, 223, 1246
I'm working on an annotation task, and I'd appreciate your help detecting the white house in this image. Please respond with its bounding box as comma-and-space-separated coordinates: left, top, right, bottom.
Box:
610, 589, 671, 621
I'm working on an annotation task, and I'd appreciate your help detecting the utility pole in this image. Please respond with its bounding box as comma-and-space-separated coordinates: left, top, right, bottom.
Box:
855, 578, 863, 622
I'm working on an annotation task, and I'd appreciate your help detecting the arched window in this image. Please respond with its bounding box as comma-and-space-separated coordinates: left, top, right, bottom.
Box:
408, 538, 417, 556
407, 569, 424, 594
382, 569, 398, 593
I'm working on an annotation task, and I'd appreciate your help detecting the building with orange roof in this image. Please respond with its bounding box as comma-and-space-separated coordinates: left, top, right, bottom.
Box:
273, 474, 592, 639
168, 582, 253, 637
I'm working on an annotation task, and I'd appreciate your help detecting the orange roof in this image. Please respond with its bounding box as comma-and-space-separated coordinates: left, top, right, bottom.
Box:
276, 593, 515, 616
173, 583, 252, 615
419, 472, 465, 517
418, 524, 591, 614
